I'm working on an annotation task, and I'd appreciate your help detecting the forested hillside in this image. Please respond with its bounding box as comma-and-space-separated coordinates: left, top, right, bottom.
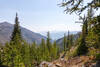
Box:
0, 13, 60, 67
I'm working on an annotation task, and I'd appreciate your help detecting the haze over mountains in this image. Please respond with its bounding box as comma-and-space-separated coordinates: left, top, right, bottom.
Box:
41, 31, 79, 40
0, 22, 46, 44
0, 22, 80, 45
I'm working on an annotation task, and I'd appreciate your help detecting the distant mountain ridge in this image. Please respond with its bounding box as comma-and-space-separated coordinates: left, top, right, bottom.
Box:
56, 32, 81, 49
41, 31, 79, 40
0, 22, 46, 44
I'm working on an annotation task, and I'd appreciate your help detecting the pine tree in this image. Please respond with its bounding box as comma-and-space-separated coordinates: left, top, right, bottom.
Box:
51, 41, 59, 60
63, 33, 67, 51
67, 31, 70, 49
76, 15, 88, 56
4, 42, 23, 67
86, 15, 100, 49
11, 13, 22, 43
40, 39, 47, 61
21, 41, 30, 67
76, 37, 88, 56
10, 13, 23, 55
69, 34, 74, 46
5, 13, 24, 67
30, 41, 38, 66
46, 32, 51, 52
40, 39, 50, 61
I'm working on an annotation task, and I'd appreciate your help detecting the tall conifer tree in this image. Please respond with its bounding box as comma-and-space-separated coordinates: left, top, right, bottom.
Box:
11, 13, 22, 43
63, 33, 67, 51
67, 31, 70, 48
46, 32, 51, 52
8, 13, 23, 67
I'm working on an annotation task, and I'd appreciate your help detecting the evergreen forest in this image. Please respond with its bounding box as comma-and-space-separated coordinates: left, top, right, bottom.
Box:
0, 0, 100, 67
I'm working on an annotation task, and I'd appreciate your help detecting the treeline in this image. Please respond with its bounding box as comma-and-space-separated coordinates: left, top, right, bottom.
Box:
0, 13, 60, 67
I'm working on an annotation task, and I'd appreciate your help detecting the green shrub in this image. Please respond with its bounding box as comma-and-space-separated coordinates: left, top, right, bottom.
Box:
95, 53, 100, 60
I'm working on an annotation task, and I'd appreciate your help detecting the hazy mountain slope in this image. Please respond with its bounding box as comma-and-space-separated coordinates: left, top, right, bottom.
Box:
56, 32, 81, 49
41, 31, 79, 40
50, 31, 78, 40
0, 22, 46, 44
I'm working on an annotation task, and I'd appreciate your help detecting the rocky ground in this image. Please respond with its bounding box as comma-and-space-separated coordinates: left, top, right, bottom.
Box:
39, 56, 100, 67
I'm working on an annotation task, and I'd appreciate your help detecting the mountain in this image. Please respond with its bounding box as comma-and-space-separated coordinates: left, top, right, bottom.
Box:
41, 31, 79, 40
56, 32, 81, 49
0, 22, 46, 44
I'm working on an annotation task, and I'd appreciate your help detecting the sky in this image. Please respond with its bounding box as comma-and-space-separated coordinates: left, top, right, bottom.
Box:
0, 0, 82, 34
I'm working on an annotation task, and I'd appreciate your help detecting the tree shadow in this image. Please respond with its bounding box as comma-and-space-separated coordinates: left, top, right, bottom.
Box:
0, 65, 8, 67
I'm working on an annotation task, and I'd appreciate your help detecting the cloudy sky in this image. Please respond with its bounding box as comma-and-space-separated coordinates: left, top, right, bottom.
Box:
0, 0, 81, 33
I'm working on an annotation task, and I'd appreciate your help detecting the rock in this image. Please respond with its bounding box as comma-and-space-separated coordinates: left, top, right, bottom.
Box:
39, 61, 56, 67
39, 61, 49, 67
55, 63, 62, 67
39, 56, 98, 67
